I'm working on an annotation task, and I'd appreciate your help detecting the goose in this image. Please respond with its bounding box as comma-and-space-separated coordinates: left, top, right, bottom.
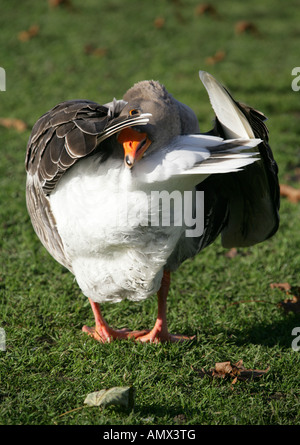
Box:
25, 71, 279, 343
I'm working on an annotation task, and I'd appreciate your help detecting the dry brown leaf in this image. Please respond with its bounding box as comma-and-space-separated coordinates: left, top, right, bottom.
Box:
193, 360, 269, 386
213, 361, 234, 376
0, 118, 27, 132
154, 17, 165, 29
195, 3, 218, 17
84, 44, 107, 57
235, 21, 259, 36
270, 282, 300, 313
18, 25, 40, 42
270, 282, 291, 292
280, 184, 300, 203
48, 0, 72, 7
205, 50, 226, 65
278, 293, 300, 314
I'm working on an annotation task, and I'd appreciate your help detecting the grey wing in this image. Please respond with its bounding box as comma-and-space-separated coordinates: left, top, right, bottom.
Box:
26, 100, 109, 193
25, 99, 150, 270
25, 173, 72, 270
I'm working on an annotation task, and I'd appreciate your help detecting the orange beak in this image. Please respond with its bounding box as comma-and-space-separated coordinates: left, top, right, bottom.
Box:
117, 127, 152, 168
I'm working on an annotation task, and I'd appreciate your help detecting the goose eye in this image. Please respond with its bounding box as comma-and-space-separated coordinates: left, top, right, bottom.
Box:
129, 109, 139, 116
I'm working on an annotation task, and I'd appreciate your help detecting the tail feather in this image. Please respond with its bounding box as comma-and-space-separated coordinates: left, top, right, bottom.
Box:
199, 71, 254, 139
197, 70, 280, 248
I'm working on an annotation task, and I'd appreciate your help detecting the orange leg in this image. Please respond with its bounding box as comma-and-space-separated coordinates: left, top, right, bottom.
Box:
82, 300, 149, 343
82, 271, 195, 343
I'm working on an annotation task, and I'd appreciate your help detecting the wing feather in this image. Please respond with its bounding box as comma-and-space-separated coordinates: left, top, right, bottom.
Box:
198, 71, 280, 248
25, 98, 151, 270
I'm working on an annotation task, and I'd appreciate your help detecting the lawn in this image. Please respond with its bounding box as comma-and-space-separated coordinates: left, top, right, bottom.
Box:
0, 0, 300, 426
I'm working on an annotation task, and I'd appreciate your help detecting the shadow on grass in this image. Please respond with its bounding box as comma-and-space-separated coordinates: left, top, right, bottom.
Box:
131, 404, 193, 425
229, 315, 300, 348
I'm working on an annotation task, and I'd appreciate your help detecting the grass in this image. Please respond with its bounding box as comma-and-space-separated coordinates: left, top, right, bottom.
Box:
1, 0, 300, 426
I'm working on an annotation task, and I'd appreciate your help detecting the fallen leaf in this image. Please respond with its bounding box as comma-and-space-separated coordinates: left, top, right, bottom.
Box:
270, 282, 291, 292
270, 282, 300, 313
18, 25, 40, 42
205, 50, 226, 65
279, 294, 300, 314
280, 184, 300, 203
59, 386, 138, 418
154, 17, 165, 29
213, 361, 234, 377
48, 0, 72, 7
193, 360, 269, 386
84, 386, 135, 410
84, 44, 107, 57
235, 21, 259, 36
195, 3, 218, 17
0, 118, 27, 132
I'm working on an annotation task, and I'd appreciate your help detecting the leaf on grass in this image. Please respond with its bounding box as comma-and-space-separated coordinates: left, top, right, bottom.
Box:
48, 0, 72, 8
270, 282, 291, 292
205, 50, 226, 65
84, 44, 107, 57
270, 282, 300, 313
154, 17, 165, 29
84, 386, 135, 410
235, 21, 259, 36
279, 295, 300, 313
195, 3, 218, 17
18, 25, 40, 42
193, 360, 269, 386
0, 118, 27, 132
280, 184, 300, 203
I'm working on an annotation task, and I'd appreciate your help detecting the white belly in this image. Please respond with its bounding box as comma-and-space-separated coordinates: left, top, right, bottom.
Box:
50, 156, 185, 303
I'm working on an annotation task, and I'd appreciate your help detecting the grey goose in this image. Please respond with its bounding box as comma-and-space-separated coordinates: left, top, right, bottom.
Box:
25, 71, 279, 343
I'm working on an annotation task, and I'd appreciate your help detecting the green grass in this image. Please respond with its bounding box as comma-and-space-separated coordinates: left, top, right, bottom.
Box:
1, 0, 300, 426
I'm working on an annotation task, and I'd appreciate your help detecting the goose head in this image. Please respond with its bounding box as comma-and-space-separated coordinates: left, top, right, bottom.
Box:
117, 80, 199, 168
